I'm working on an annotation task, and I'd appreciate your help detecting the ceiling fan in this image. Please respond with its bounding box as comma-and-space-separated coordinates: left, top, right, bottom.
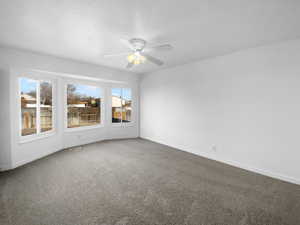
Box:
103, 38, 173, 69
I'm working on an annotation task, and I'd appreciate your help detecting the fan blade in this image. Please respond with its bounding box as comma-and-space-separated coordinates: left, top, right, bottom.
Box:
120, 38, 134, 50
146, 44, 173, 52
141, 53, 164, 66
126, 62, 134, 69
103, 52, 131, 58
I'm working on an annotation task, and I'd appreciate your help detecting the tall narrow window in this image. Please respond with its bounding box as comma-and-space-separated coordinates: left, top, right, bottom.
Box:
122, 88, 132, 123
40, 82, 53, 133
67, 84, 102, 128
112, 88, 132, 124
21, 78, 37, 136
112, 88, 122, 123
20, 78, 54, 137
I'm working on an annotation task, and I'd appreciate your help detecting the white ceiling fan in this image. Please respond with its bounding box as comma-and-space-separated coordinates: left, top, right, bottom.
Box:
103, 38, 173, 69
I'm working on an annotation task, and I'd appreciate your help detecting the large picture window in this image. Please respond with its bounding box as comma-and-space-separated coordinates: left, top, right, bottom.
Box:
67, 84, 102, 129
112, 88, 132, 124
20, 78, 53, 137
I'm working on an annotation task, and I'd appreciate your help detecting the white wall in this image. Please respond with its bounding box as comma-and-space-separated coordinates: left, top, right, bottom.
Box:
140, 39, 300, 185
0, 46, 140, 170
0, 67, 12, 170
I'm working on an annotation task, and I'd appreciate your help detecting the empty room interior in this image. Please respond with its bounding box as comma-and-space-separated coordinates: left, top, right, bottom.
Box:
1, 1, 300, 225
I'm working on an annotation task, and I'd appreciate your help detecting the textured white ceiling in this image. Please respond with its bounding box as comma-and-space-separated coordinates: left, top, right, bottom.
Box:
0, 0, 300, 74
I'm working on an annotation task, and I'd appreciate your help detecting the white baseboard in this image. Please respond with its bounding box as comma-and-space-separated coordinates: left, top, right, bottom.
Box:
7, 135, 300, 186
141, 136, 300, 186
0, 163, 12, 171
13, 147, 61, 169
212, 154, 300, 186
11, 136, 139, 170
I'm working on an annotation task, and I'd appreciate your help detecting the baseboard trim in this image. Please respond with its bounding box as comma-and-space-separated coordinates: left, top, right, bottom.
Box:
141, 136, 300, 186
11, 136, 139, 170
0, 163, 12, 171
13, 147, 61, 169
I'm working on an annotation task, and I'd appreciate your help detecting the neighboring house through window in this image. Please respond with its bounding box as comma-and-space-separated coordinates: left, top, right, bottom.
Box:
67, 83, 102, 129
112, 88, 132, 124
20, 77, 53, 137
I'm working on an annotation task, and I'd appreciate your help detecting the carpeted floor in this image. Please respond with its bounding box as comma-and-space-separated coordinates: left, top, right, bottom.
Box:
0, 138, 300, 225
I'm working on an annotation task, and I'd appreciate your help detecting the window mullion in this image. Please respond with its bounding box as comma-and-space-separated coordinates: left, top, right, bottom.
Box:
36, 81, 41, 135
121, 88, 123, 124
52, 82, 54, 132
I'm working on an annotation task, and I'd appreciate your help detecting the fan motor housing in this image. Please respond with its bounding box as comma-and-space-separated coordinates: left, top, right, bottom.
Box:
129, 38, 146, 51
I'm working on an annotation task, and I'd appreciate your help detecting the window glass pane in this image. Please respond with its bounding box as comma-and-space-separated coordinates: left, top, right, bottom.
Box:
20, 78, 37, 136
67, 84, 101, 128
122, 88, 132, 123
112, 88, 122, 123
40, 81, 53, 132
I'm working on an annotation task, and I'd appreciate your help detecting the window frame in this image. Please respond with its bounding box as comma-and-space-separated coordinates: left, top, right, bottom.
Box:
64, 80, 105, 132
18, 75, 56, 143
111, 86, 134, 127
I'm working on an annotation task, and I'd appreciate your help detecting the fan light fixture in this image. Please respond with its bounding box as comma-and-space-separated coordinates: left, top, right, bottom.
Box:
127, 51, 146, 65
103, 38, 173, 69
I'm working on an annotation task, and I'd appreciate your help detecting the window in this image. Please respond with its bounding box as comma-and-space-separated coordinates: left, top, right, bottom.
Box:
67, 84, 102, 129
20, 78, 53, 137
40, 81, 53, 132
112, 88, 132, 124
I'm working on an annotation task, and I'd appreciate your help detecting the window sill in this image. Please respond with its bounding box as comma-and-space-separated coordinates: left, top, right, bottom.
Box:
64, 124, 104, 133
19, 131, 56, 144
111, 122, 134, 127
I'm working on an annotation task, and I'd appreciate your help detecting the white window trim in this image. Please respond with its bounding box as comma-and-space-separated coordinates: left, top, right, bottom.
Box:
111, 87, 134, 127
18, 75, 56, 143
64, 80, 105, 132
